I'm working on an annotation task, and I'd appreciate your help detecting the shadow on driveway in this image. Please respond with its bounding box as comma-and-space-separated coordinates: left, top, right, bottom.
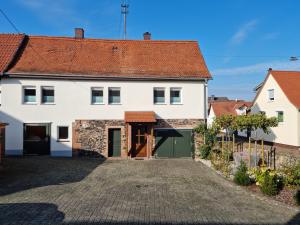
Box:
0, 202, 300, 225
0, 156, 104, 196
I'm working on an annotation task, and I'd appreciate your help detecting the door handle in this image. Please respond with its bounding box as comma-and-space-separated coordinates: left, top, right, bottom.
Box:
174, 140, 176, 144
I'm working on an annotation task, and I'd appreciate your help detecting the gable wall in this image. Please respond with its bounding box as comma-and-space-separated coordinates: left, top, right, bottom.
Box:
251, 74, 300, 147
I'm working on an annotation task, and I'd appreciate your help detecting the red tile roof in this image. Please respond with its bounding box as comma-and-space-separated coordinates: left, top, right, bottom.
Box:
125, 111, 156, 123
7, 35, 211, 79
210, 101, 251, 117
0, 34, 25, 75
270, 70, 300, 109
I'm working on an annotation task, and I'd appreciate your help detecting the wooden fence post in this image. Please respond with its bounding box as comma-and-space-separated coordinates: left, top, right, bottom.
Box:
248, 137, 251, 168
261, 139, 265, 167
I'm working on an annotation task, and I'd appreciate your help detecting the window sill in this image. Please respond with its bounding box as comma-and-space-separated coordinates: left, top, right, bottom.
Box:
41, 103, 56, 105
23, 102, 37, 105
154, 103, 167, 105
108, 103, 122, 105
57, 139, 70, 142
170, 103, 183, 105
91, 103, 105, 105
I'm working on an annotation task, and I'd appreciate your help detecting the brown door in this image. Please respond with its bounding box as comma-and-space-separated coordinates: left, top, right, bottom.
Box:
132, 125, 147, 157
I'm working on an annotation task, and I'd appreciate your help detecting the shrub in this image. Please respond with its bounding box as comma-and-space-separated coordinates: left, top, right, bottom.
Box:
258, 169, 283, 196
279, 157, 300, 186
199, 144, 211, 159
211, 150, 232, 177
234, 160, 251, 186
294, 190, 300, 205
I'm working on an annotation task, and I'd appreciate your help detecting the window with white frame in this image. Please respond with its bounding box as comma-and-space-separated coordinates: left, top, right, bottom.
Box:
57, 126, 69, 141
153, 88, 165, 104
277, 111, 284, 122
268, 89, 274, 101
41, 86, 54, 103
91, 87, 104, 104
23, 86, 36, 103
108, 87, 121, 104
170, 88, 182, 104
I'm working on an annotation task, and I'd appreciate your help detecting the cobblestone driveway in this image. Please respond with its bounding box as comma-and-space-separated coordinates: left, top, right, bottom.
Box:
0, 157, 299, 225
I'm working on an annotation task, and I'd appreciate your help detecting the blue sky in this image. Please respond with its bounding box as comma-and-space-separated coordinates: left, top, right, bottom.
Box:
1, 0, 300, 100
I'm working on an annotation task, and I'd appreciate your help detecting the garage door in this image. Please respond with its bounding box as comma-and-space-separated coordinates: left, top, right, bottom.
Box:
154, 129, 193, 158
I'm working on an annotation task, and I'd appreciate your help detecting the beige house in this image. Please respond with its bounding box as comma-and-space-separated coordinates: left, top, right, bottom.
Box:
252, 69, 300, 149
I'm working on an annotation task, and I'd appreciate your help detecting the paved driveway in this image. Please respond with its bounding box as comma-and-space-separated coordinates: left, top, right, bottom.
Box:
0, 157, 299, 225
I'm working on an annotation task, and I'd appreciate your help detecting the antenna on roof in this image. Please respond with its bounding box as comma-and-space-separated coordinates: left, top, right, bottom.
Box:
121, 1, 129, 40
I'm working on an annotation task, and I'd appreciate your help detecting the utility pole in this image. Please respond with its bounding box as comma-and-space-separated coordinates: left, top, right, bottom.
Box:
121, 2, 129, 40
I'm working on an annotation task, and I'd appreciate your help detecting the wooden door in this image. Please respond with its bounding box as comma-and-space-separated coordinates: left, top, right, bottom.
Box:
108, 128, 121, 157
132, 125, 147, 157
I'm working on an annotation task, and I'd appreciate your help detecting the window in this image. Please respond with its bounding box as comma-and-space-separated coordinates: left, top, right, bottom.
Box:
91, 87, 103, 104
154, 88, 165, 104
277, 111, 284, 122
108, 88, 121, 104
170, 88, 182, 104
41, 86, 54, 103
58, 126, 69, 141
23, 86, 36, 103
268, 89, 274, 101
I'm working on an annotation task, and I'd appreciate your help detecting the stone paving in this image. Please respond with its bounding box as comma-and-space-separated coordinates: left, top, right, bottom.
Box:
0, 157, 299, 225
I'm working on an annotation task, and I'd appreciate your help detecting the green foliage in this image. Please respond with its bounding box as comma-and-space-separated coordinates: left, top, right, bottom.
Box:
256, 168, 283, 196
194, 123, 218, 148
279, 157, 300, 186
199, 144, 211, 159
211, 149, 232, 177
214, 115, 236, 131
232, 114, 278, 134
294, 190, 300, 205
234, 161, 251, 186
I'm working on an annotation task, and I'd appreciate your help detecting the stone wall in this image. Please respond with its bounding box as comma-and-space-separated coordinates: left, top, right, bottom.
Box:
72, 120, 127, 158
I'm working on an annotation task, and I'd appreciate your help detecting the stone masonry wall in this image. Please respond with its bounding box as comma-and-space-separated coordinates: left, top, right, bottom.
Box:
72, 120, 126, 158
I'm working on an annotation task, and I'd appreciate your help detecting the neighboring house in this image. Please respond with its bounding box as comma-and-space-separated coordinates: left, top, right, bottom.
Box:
252, 69, 300, 149
0, 30, 211, 158
207, 100, 252, 136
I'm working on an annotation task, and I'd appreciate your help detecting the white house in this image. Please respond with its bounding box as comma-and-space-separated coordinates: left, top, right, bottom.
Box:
251, 69, 300, 149
207, 100, 251, 130
0, 30, 211, 158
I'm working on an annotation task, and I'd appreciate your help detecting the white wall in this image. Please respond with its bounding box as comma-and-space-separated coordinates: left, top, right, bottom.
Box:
0, 78, 206, 156
251, 74, 300, 147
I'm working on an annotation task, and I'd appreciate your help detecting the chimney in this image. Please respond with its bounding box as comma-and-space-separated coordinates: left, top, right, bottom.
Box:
143, 32, 151, 40
268, 68, 272, 71
75, 28, 84, 39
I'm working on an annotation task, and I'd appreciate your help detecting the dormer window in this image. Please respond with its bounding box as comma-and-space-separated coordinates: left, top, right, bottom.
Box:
268, 89, 274, 101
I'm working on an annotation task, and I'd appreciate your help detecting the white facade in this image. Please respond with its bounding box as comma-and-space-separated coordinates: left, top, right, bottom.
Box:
0, 78, 207, 156
251, 74, 300, 147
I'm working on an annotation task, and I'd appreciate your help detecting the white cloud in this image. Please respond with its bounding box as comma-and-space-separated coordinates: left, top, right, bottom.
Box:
212, 60, 300, 76
230, 19, 258, 45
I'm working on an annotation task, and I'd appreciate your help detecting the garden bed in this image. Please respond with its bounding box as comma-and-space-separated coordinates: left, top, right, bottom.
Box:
246, 184, 298, 207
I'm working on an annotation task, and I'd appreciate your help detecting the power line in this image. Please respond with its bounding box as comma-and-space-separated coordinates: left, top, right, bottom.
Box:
0, 8, 21, 33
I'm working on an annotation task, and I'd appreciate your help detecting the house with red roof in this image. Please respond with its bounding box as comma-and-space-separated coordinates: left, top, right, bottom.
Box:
0, 29, 211, 158
207, 100, 252, 126
251, 69, 300, 148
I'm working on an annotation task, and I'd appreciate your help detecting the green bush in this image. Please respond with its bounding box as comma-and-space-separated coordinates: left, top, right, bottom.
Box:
259, 169, 283, 196
294, 190, 300, 205
279, 157, 300, 186
199, 144, 211, 159
234, 161, 251, 186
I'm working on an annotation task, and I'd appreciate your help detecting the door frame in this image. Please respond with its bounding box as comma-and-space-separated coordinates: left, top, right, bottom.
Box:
127, 123, 154, 159
108, 128, 121, 157
23, 123, 51, 155
153, 128, 194, 158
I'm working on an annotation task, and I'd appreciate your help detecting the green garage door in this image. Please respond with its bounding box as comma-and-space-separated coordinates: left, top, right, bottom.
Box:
154, 129, 193, 158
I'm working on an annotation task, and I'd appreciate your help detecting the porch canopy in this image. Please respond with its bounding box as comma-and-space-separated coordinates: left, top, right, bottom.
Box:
124, 111, 156, 123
